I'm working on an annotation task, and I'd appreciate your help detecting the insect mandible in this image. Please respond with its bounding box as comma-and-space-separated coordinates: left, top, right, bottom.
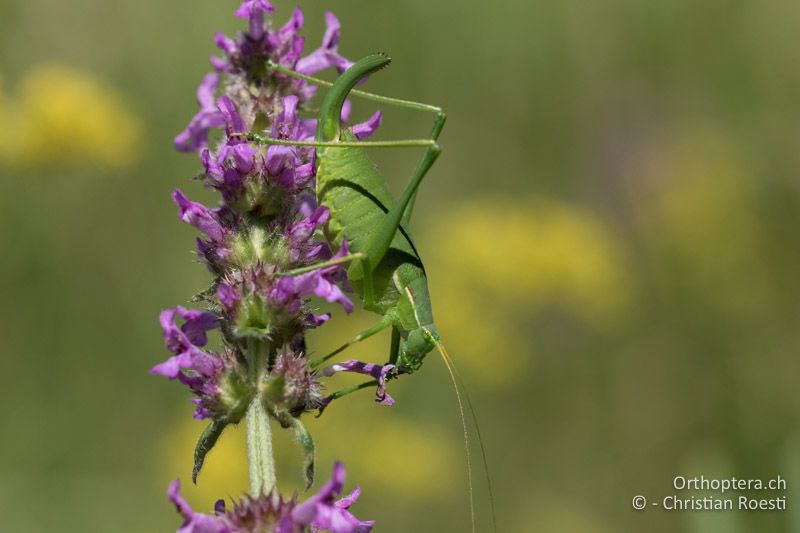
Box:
245, 54, 496, 532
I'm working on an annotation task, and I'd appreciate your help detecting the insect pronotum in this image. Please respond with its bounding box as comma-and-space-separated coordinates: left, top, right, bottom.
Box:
244, 54, 496, 533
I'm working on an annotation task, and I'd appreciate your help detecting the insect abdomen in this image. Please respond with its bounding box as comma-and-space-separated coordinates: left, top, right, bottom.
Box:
316, 134, 429, 314
317, 135, 419, 259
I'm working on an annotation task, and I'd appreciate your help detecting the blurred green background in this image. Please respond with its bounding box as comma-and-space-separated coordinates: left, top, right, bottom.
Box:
2, 0, 800, 531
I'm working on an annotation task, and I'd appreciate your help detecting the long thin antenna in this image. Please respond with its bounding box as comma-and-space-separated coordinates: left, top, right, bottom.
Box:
436, 343, 476, 533
436, 342, 497, 532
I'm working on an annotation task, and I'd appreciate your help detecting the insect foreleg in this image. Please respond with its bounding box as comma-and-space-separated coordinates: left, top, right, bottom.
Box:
279, 251, 378, 312
310, 315, 393, 368
316, 379, 379, 415
389, 326, 401, 365
243, 134, 436, 149
278, 253, 365, 276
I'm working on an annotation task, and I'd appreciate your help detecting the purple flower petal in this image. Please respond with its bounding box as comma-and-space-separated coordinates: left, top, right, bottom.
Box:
151, 307, 221, 378
209, 56, 232, 73
168, 480, 194, 521
288, 206, 330, 250
235, 0, 275, 39
336, 487, 362, 509
173, 189, 227, 243
216, 283, 241, 312
213, 500, 226, 515
150, 353, 192, 380
217, 96, 247, 136
269, 8, 306, 67
178, 308, 220, 346
168, 480, 231, 533
214, 32, 237, 55
279, 7, 304, 36
217, 142, 256, 175
151, 307, 226, 419
296, 12, 353, 75
352, 111, 383, 140
174, 74, 225, 153
293, 162, 314, 183
234, 0, 275, 18
196, 74, 218, 109
201, 148, 224, 181
272, 95, 301, 140
340, 100, 352, 122
276, 239, 354, 312
307, 312, 331, 327
297, 272, 353, 312
293, 462, 374, 533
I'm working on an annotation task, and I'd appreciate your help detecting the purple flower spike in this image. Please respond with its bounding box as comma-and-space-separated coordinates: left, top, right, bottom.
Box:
293, 462, 374, 533
173, 189, 227, 243
296, 12, 354, 75
320, 360, 398, 406
162, 1, 386, 494
174, 74, 226, 153
352, 111, 383, 140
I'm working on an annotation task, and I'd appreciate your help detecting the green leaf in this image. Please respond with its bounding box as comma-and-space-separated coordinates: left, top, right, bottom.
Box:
290, 417, 315, 490
193, 419, 228, 484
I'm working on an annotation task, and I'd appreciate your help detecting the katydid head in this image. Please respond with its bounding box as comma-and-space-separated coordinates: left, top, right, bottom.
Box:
397, 325, 439, 371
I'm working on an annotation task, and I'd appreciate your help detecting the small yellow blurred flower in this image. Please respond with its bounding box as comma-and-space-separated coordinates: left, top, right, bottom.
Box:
423, 198, 630, 387
0, 65, 141, 169
436, 199, 629, 320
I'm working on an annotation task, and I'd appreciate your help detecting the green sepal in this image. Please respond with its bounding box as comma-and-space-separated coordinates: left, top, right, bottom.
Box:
193, 419, 228, 484
290, 417, 315, 490
263, 374, 286, 406
232, 293, 272, 340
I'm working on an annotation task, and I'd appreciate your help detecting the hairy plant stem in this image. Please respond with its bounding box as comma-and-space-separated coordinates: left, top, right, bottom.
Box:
245, 338, 276, 496
246, 397, 276, 495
